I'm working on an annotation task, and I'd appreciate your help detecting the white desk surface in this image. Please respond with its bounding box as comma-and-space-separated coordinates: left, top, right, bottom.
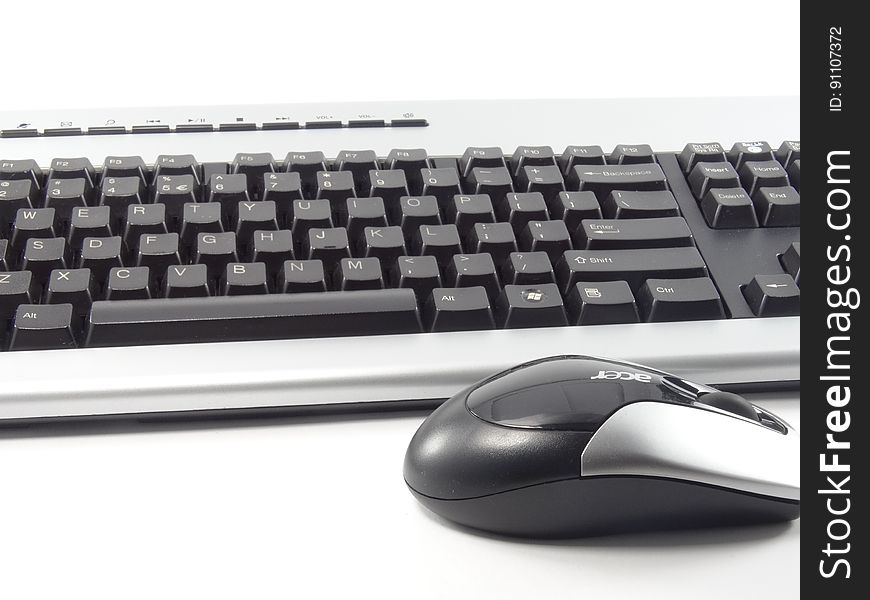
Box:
2, 394, 798, 599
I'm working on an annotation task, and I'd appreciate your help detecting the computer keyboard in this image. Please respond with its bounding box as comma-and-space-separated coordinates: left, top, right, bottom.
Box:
0, 97, 800, 422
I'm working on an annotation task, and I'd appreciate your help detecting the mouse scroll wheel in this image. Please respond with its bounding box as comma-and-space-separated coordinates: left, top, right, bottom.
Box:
695, 391, 760, 422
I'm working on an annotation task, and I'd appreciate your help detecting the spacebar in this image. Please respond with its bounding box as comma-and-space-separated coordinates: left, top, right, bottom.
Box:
85, 290, 422, 347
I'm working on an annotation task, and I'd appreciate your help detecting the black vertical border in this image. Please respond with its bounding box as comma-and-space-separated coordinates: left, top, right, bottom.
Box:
803, 4, 866, 596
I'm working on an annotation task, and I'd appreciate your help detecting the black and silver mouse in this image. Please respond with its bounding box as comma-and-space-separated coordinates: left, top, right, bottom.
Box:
403, 355, 799, 538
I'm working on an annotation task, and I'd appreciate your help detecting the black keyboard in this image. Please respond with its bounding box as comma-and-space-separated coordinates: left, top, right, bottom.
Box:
0, 142, 799, 352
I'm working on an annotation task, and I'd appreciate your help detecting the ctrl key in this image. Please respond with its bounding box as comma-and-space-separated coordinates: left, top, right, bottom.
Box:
9, 303, 77, 350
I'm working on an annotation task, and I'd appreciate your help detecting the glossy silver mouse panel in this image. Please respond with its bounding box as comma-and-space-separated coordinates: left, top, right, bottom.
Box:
403, 355, 800, 538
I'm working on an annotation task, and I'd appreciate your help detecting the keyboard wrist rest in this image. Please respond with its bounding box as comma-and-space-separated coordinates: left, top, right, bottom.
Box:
0, 317, 798, 421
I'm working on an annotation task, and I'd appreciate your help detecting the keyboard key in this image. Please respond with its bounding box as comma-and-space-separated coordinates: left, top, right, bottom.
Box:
68, 206, 112, 248
739, 160, 790, 196
222, 262, 269, 295
601, 190, 679, 219
467, 167, 514, 202
234, 201, 278, 244
565, 280, 640, 325
447, 194, 496, 236
201, 163, 229, 197
779, 242, 800, 285
99, 176, 145, 220
550, 191, 601, 232
460, 147, 506, 177
424, 286, 495, 332
0, 179, 35, 225
391, 255, 442, 300
557, 247, 708, 293
102, 156, 148, 182
0, 240, 7, 270
559, 145, 606, 175
48, 158, 96, 187
106, 267, 152, 300
45, 268, 95, 315
386, 149, 430, 194
368, 170, 409, 204
567, 163, 667, 199
495, 283, 567, 329
519, 220, 572, 263
610, 144, 655, 165
259, 172, 303, 220
576, 217, 693, 250
181, 202, 224, 246
251, 230, 294, 272
637, 277, 725, 322
334, 257, 384, 291
206, 173, 249, 218
154, 174, 200, 220
22, 237, 69, 282
137, 233, 182, 276
420, 167, 462, 210
346, 197, 388, 239
165, 264, 210, 298
291, 199, 333, 242
335, 150, 379, 191
678, 142, 727, 173
86, 289, 422, 347
727, 142, 774, 169
284, 151, 328, 196
77, 236, 124, 284
753, 186, 800, 227
395, 196, 442, 236
516, 165, 565, 202
0, 271, 35, 319
446, 253, 500, 300
154, 154, 201, 183
498, 192, 549, 234
315, 171, 357, 210
195, 232, 239, 280
231, 153, 276, 192
510, 146, 557, 177
501, 251, 555, 286
687, 162, 740, 198
412, 224, 462, 266
0, 158, 44, 190
358, 226, 406, 264
774, 141, 800, 168
700, 188, 758, 229
305, 227, 351, 268
11, 208, 60, 253
742, 274, 800, 316
279, 259, 328, 293
124, 204, 168, 248
9, 303, 77, 350
44, 178, 91, 214
467, 222, 517, 263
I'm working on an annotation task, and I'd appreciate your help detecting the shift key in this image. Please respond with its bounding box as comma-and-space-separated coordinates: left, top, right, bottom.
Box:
556, 247, 708, 293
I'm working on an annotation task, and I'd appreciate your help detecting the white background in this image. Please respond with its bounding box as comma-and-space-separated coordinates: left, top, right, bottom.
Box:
1, 2, 799, 599
0, 0, 798, 111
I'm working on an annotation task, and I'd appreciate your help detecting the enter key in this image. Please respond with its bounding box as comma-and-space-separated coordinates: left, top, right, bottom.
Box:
576, 217, 694, 249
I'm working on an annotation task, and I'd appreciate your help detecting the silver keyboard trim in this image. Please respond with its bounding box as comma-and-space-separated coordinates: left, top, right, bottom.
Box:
0, 317, 798, 420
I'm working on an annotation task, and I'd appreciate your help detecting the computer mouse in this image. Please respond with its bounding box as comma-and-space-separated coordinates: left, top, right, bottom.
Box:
403, 355, 800, 538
